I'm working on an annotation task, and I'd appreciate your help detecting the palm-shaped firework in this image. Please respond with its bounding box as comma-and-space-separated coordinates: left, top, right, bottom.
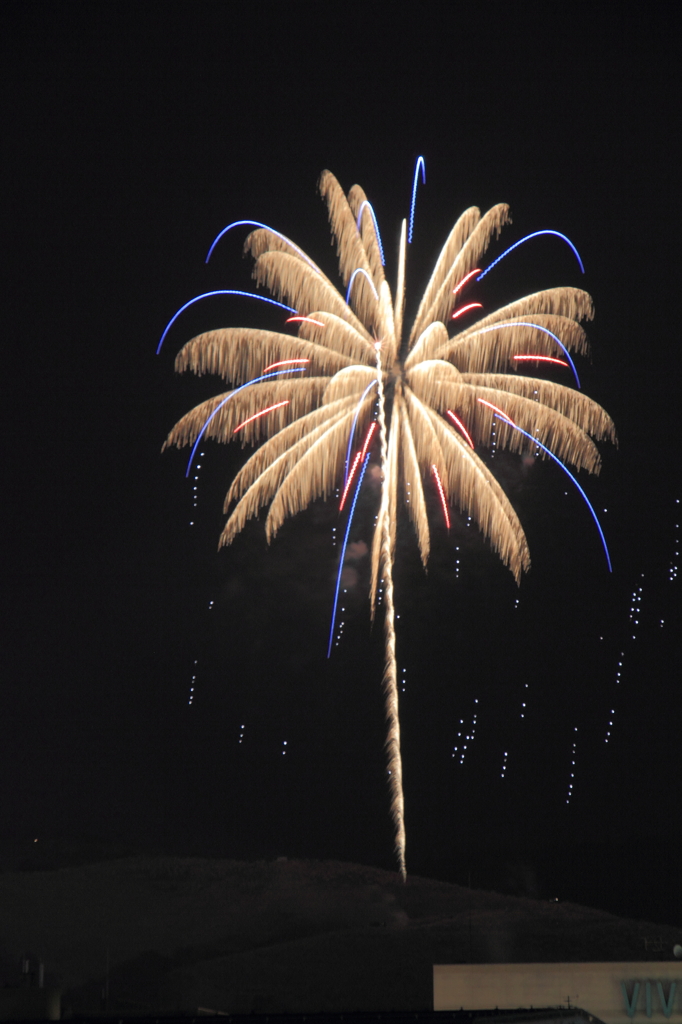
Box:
160, 161, 615, 880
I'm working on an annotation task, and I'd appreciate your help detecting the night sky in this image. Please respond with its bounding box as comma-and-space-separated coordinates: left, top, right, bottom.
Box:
2, 5, 680, 925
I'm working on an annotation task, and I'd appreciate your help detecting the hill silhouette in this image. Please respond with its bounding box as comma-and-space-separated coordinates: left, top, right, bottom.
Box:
1, 856, 679, 1016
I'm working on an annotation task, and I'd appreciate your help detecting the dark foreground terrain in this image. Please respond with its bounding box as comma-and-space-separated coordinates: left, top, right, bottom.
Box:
1, 857, 680, 1016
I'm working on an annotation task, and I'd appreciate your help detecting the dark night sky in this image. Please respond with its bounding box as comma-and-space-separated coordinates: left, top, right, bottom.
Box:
2, 5, 680, 924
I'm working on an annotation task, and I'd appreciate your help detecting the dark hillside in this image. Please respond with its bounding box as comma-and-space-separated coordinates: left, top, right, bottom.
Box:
1, 858, 679, 1015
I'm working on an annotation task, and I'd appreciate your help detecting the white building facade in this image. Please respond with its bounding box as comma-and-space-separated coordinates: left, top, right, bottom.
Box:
434, 963, 682, 1024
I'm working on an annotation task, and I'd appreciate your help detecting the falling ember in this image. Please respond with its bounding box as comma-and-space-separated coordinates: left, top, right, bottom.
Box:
285, 316, 326, 327
233, 400, 290, 435
446, 410, 475, 449
339, 451, 363, 510
566, 726, 579, 804
514, 355, 569, 367
452, 268, 481, 296
431, 465, 451, 529
452, 302, 483, 320
262, 358, 310, 372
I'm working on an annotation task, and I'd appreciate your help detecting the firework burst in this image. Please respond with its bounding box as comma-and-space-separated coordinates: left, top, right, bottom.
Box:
161, 161, 616, 879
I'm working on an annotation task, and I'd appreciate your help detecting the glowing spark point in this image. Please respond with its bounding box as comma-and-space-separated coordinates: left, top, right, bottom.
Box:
452, 269, 481, 296
408, 155, 426, 243
361, 421, 377, 459
513, 355, 569, 367
446, 410, 475, 449
451, 302, 483, 320
328, 454, 371, 658
262, 358, 309, 372
339, 452, 362, 510
205, 220, 321, 272
355, 200, 386, 265
431, 465, 451, 529
286, 316, 326, 327
185, 367, 305, 476
158, 291, 298, 354
345, 267, 379, 304
477, 230, 585, 280
233, 400, 290, 435
479, 399, 612, 571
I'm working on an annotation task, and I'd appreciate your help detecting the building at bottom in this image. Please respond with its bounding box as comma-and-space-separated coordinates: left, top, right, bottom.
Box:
434, 963, 682, 1024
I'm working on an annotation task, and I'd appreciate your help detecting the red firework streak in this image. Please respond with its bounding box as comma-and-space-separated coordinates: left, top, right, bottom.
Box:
285, 316, 326, 327
262, 358, 310, 372
340, 422, 377, 510
233, 400, 290, 434
446, 410, 475, 449
452, 268, 481, 296
431, 465, 451, 528
451, 302, 483, 320
513, 355, 568, 366
477, 398, 516, 425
